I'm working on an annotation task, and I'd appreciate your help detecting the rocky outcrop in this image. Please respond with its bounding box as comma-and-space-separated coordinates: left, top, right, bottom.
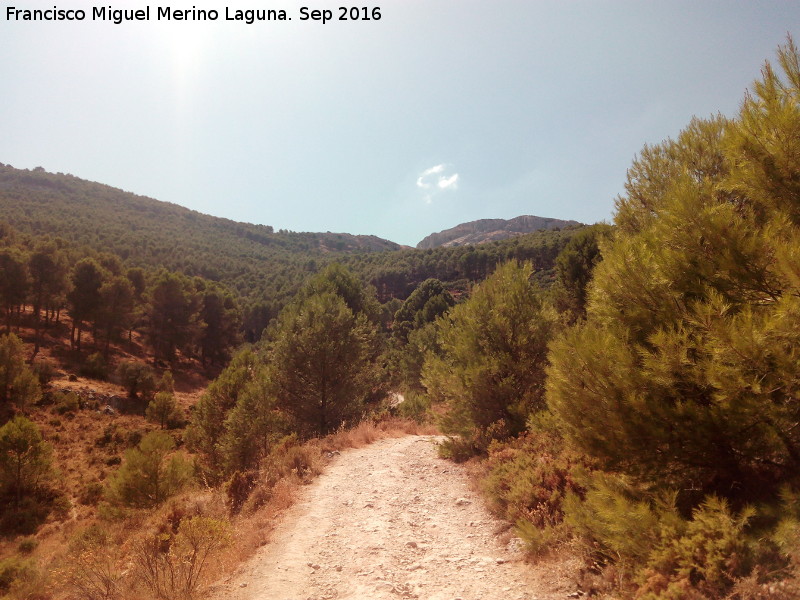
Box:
416, 215, 581, 249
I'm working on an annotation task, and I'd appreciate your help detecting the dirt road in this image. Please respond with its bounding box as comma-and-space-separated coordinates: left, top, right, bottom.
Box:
214, 435, 575, 600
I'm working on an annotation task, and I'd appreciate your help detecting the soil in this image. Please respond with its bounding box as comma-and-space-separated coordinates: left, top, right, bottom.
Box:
212, 435, 579, 600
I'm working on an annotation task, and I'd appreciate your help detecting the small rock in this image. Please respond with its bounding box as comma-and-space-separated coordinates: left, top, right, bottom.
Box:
455, 498, 471, 506
239, 582, 248, 588
496, 558, 507, 564
406, 541, 418, 548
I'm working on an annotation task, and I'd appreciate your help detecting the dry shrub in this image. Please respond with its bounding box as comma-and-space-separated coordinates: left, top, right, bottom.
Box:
729, 570, 800, 600
238, 438, 321, 515
320, 417, 434, 453
131, 516, 232, 600
225, 471, 256, 515
59, 526, 123, 600
3, 561, 49, 600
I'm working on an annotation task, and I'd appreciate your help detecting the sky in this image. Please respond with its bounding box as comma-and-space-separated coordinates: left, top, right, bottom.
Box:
1, 1, 798, 246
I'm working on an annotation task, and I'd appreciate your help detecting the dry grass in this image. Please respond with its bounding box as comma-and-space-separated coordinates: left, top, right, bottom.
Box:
321, 417, 438, 453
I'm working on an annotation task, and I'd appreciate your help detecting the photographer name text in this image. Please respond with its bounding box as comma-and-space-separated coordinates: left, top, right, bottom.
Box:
5, 5, 382, 25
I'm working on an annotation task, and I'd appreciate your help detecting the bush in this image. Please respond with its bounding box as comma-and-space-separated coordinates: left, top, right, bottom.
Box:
17, 538, 37, 555
133, 516, 232, 600
60, 525, 123, 600
53, 390, 80, 414
117, 360, 156, 401
640, 497, 756, 598
225, 470, 256, 514
80, 482, 105, 506
436, 436, 479, 463
81, 352, 108, 380
564, 474, 772, 599
394, 391, 431, 423
481, 428, 588, 553
31, 361, 55, 386
0, 556, 36, 595
145, 392, 184, 429
106, 432, 193, 508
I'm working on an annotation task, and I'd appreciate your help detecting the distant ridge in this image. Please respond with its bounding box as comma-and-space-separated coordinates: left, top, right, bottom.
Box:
416, 215, 582, 249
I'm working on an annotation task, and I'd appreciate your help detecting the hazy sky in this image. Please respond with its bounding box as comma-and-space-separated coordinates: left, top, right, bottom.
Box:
1, 1, 798, 246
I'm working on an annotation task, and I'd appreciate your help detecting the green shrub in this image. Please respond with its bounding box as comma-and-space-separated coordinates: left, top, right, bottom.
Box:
17, 537, 37, 554
639, 497, 756, 599
395, 391, 431, 423
106, 431, 192, 508
31, 360, 55, 386
145, 391, 184, 429
225, 470, 256, 514
0, 557, 36, 594
436, 436, 478, 463
117, 360, 156, 400
565, 475, 767, 599
564, 472, 683, 570
480, 429, 589, 555
53, 390, 80, 414
81, 352, 108, 380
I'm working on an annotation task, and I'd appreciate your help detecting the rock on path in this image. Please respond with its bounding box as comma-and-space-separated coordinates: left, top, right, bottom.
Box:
214, 435, 571, 600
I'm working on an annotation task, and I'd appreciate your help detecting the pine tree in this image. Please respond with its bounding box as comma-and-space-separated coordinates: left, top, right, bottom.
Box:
146, 271, 199, 362
423, 261, 559, 445
189, 348, 260, 482
27, 243, 68, 355
271, 292, 377, 437
67, 258, 105, 352
0, 333, 41, 411
0, 416, 53, 509
0, 249, 29, 333
97, 276, 135, 356
547, 39, 800, 506
198, 288, 241, 366
106, 431, 192, 507
145, 391, 182, 429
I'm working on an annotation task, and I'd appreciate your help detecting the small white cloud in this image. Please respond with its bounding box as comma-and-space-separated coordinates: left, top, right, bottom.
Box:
416, 164, 459, 199
438, 173, 459, 190
416, 164, 445, 189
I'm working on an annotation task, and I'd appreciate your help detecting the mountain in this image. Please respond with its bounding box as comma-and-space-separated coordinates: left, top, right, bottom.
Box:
0, 163, 401, 254
416, 215, 582, 249
0, 163, 405, 307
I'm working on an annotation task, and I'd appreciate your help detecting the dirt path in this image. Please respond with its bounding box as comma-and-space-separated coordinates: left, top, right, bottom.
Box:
213, 435, 576, 600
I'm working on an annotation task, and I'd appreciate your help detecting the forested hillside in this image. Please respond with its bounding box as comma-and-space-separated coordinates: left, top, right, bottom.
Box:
0, 163, 400, 305
0, 163, 583, 340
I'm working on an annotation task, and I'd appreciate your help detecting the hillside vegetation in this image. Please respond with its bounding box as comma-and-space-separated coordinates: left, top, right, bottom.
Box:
421, 38, 800, 599
0, 164, 581, 341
